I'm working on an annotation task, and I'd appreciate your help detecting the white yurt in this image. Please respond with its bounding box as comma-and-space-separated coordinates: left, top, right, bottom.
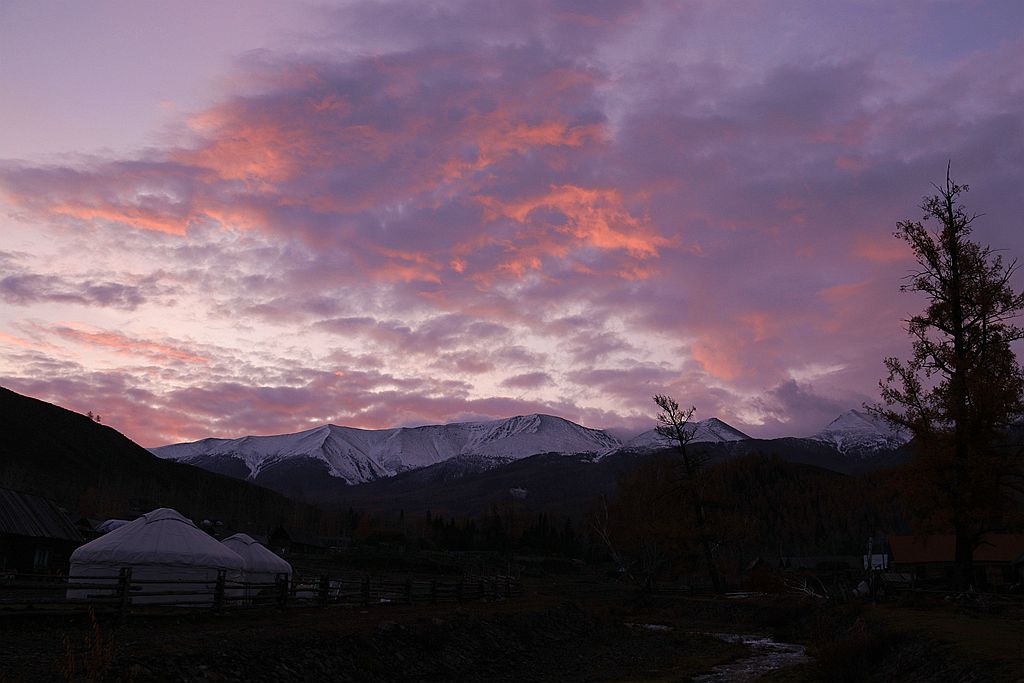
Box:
221, 533, 292, 599
95, 519, 130, 534
67, 508, 244, 604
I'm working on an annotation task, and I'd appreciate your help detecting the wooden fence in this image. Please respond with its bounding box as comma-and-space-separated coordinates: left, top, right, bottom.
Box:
0, 569, 523, 619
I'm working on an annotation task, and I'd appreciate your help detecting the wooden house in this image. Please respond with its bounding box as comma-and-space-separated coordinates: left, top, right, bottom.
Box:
268, 526, 327, 555
778, 555, 862, 572
0, 487, 83, 574
889, 534, 1024, 588
267, 526, 354, 555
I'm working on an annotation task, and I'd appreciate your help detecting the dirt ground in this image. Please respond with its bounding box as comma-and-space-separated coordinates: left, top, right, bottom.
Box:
0, 599, 744, 682
760, 596, 1024, 682
2, 581, 1022, 682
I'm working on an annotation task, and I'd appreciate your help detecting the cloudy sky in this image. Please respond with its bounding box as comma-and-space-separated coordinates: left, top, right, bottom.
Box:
2, 1, 1023, 447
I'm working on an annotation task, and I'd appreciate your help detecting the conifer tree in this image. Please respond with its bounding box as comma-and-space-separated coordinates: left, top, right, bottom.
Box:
874, 166, 1024, 589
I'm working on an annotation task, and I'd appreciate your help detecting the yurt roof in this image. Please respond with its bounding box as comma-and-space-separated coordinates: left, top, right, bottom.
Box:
222, 533, 292, 573
96, 519, 130, 533
70, 508, 243, 569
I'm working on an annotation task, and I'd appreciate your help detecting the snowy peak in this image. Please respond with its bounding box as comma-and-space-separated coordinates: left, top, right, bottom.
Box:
153, 423, 388, 482
151, 414, 621, 485
812, 409, 909, 454
694, 417, 752, 442
464, 413, 620, 457
621, 417, 751, 451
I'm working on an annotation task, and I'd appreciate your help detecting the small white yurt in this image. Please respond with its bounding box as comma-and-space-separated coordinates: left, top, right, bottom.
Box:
222, 533, 292, 599
68, 508, 244, 604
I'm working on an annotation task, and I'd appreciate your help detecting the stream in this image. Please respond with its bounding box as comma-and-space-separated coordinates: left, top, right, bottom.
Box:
690, 632, 811, 682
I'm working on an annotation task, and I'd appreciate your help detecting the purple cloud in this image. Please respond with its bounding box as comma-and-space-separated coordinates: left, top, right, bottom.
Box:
501, 372, 552, 389
2, 3, 1023, 445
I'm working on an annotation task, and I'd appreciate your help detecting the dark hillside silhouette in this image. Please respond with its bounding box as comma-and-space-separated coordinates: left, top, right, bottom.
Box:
0, 386, 327, 535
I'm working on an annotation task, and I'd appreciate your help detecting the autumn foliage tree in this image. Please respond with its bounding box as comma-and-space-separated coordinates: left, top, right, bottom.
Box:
874, 167, 1024, 589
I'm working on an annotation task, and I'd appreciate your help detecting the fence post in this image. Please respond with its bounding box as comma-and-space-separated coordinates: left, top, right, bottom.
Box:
361, 575, 370, 607
456, 578, 464, 603
276, 573, 288, 610
505, 575, 511, 599
430, 580, 437, 605
213, 569, 226, 613
405, 578, 413, 605
318, 574, 330, 606
116, 566, 132, 623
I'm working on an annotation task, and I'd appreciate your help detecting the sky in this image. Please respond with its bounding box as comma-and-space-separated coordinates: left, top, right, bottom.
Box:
2, 1, 1023, 447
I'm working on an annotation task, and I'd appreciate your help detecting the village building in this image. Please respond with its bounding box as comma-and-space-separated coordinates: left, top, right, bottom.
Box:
67, 507, 244, 604
889, 534, 1024, 588
777, 555, 863, 572
268, 526, 349, 555
0, 486, 83, 574
222, 533, 292, 600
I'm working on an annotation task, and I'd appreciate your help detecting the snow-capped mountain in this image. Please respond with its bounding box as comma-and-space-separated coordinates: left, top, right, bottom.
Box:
620, 417, 751, 451
152, 413, 621, 485
811, 409, 909, 454
151, 409, 913, 500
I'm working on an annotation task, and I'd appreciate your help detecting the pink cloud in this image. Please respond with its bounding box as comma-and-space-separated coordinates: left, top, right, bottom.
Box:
49, 325, 209, 364
2, 3, 1023, 446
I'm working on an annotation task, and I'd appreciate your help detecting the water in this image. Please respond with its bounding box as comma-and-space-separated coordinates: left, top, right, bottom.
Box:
691, 632, 810, 682
625, 622, 673, 632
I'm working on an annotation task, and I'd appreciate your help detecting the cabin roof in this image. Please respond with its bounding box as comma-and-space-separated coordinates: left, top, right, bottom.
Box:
0, 487, 83, 542
890, 534, 1024, 564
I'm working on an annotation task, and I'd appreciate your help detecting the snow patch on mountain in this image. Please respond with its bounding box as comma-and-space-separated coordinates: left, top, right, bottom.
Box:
811, 409, 909, 454
152, 414, 620, 485
620, 418, 751, 451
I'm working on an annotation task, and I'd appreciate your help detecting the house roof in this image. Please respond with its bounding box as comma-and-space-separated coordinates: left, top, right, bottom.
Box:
0, 487, 83, 542
890, 534, 1024, 564
779, 555, 862, 569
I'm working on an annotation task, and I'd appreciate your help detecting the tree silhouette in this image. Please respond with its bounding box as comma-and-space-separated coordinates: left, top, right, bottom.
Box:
653, 395, 722, 593
873, 166, 1024, 589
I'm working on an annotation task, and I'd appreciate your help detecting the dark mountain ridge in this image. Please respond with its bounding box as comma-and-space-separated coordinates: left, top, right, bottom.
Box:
318, 436, 913, 519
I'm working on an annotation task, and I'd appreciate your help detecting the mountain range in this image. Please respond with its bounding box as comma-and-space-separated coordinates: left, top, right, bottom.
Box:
0, 385, 924, 521
151, 410, 912, 501
152, 413, 620, 485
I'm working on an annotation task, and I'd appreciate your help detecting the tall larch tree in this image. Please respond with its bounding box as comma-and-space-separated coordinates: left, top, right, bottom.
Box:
874, 165, 1024, 589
